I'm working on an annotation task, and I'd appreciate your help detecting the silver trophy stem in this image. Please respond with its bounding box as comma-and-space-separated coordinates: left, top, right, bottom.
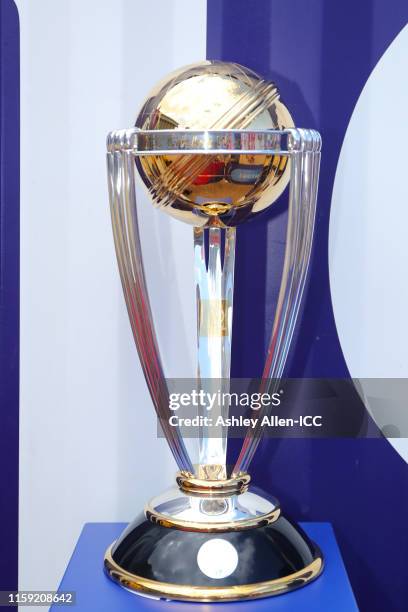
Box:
194, 226, 236, 479
106, 128, 321, 479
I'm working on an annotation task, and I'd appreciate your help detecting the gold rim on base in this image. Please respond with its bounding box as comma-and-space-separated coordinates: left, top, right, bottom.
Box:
104, 544, 323, 602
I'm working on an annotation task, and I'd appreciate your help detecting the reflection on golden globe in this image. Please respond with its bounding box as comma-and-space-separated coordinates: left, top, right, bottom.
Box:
135, 61, 294, 227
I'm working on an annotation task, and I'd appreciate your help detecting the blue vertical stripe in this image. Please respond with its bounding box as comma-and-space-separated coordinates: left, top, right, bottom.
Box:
0, 0, 19, 596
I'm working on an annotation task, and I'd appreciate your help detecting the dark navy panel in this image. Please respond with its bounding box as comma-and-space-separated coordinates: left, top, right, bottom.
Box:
207, 1, 408, 611
0, 0, 19, 595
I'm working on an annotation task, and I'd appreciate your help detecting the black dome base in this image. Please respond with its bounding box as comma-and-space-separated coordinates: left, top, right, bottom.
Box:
104, 513, 323, 602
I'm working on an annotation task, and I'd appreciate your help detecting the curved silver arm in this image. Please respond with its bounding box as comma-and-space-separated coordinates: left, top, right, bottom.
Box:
233, 129, 321, 474
107, 149, 193, 473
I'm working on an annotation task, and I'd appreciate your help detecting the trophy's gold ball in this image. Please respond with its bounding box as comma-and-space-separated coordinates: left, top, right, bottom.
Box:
135, 61, 294, 227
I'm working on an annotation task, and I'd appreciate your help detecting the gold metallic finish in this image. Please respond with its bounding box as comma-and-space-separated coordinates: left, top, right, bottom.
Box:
134, 61, 295, 227
176, 470, 251, 495
198, 299, 229, 337
104, 546, 323, 602
197, 463, 228, 481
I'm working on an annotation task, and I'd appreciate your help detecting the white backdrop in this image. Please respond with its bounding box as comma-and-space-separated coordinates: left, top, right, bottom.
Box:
17, 0, 206, 598
329, 25, 408, 460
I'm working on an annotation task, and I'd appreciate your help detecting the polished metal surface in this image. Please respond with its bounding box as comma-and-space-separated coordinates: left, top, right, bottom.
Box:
104, 545, 323, 602
176, 470, 251, 495
106, 128, 307, 154
105, 60, 323, 601
145, 484, 280, 532
107, 125, 321, 475
131, 61, 295, 228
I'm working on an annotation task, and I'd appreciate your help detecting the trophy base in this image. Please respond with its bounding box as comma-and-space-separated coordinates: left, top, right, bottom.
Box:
104, 484, 323, 602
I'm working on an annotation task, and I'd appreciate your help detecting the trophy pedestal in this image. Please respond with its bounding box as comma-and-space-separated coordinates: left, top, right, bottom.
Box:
104, 480, 323, 602
53, 522, 357, 610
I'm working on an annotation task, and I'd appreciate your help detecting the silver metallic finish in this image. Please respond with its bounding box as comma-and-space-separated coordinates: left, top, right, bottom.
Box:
145, 485, 280, 531
106, 128, 320, 155
106, 127, 321, 476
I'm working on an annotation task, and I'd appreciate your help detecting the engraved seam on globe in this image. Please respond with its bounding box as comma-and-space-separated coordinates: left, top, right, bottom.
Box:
141, 79, 280, 212
133, 62, 295, 228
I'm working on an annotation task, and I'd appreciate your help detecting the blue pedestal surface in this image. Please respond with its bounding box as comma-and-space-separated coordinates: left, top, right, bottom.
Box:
52, 522, 358, 611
